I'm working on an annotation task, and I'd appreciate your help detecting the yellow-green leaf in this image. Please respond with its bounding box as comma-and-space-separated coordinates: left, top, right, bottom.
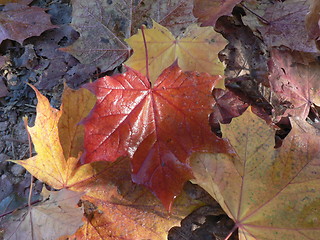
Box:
191, 107, 320, 239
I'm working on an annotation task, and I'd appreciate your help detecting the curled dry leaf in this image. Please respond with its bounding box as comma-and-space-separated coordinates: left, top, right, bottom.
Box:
191, 107, 320, 239
2, 189, 84, 240
82, 63, 232, 210
210, 88, 248, 126
125, 21, 227, 84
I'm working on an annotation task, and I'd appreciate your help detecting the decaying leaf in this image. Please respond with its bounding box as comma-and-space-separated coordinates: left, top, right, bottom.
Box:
258, 0, 317, 52
0, 0, 31, 4
269, 48, 320, 119
0, 1, 57, 44
193, 0, 242, 27
2, 189, 84, 240
12, 84, 107, 189
0, 77, 8, 98
63, 0, 196, 72
82, 63, 232, 210
191, 107, 320, 239
210, 88, 248, 126
131, 0, 197, 37
68, 157, 204, 240
125, 21, 227, 84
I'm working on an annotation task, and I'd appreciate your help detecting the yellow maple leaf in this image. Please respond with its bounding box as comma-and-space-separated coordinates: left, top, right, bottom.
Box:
12, 84, 106, 189
190, 107, 320, 239
125, 21, 227, 85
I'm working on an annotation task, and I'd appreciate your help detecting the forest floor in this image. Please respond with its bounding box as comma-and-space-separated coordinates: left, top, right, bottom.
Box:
0, 0, 281, 239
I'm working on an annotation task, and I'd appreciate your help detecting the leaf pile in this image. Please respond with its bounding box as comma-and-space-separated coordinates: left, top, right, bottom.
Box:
1, 0, 320, 239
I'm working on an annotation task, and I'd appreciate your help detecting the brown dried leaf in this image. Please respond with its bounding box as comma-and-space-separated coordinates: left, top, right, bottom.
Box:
0, 2, 57, 44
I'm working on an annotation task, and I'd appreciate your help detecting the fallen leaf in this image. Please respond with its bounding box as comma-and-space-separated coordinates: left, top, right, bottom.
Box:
193, 0, 242, 27
0, 2, 57, 44
268, 48, 320, 119
68, 157, 204, 240
214, 16, 269, 86
0, 77, 8, 97
168, 205, 237, 240
2, 189, 84, 240
210, 88, 248, 130
241, 0, 272, 32
0, 0, 31, 4
12, 84, 106, 189
191, 107, 320, 239
125, 21, 227, 84
23, 25, 97, 90
131, 0, 197, 37
3, 82, 205, 240
82, 63, 232, 210
258, 0, 317, 52
63, 0, 196, 72
306, 0, 320, 39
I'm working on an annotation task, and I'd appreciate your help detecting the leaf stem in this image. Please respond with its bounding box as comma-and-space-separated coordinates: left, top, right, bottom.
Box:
23, 117, 34, 208
240, 3, 270, 25
224, 225, 238, 240
141, 25, 150, 82
0, 200, 41, 219
24, 117, 35, 239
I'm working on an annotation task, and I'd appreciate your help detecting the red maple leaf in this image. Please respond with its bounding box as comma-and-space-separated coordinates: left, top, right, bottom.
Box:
82, 63, 231, 210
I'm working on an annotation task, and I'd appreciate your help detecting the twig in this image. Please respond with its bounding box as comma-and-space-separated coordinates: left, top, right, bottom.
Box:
224, 225, 238, 240
0, 200, 41, 219
2, 137, 28, 144
24, 117, 35, 240
240, 3, 270, 25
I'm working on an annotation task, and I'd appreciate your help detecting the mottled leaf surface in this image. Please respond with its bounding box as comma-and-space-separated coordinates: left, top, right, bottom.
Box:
191, 107, 320, 240
269, 48, 320, 119
131, 0, 196, 37
82, 63, 232, 210
258, 0, 317, 52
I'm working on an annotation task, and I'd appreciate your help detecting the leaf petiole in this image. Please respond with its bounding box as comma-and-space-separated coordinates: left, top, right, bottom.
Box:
141, 25, 150, 83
